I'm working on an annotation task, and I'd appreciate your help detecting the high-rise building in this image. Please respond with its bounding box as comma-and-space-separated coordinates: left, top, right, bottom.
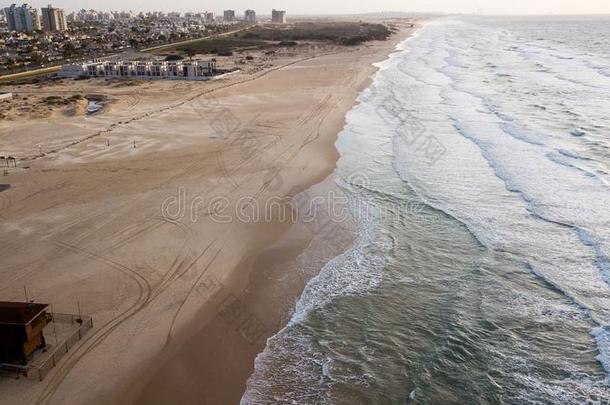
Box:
244, 9, 256, 24
223, 10, 235, 22
271, 9, 286, 24
41, 4, 67, 32
3, 3, 41, 32
4, 5, 18, 31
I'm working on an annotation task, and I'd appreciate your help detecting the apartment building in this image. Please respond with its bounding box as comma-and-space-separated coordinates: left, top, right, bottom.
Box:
223, 10, 235, 22
3, 3, 41, 32
41, 4, 67, 32
203, 12, 215, 24
271, 9, 286, 24
244, 9, 256, 24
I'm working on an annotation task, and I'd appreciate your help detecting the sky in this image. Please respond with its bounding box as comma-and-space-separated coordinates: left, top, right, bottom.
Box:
8, 0, 610, 15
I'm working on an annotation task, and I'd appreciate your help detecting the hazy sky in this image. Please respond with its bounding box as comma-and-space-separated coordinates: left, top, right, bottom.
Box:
12, 0, 610, 15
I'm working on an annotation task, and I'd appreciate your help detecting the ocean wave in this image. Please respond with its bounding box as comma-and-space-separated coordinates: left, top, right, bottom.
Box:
593, 327, 610, 384
558, 148, 591, 161
243, 16, 610, 402
546, 151, 597, 179
390, 17, 610, 389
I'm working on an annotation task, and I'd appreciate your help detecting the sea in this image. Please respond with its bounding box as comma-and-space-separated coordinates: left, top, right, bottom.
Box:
242, 15, 610, 404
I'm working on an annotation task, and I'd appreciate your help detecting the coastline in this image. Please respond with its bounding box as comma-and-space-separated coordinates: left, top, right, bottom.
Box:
129, 25, 416, 405
0, 23, 415, 405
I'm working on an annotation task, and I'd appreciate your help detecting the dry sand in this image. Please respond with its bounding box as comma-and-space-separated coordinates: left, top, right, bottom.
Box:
0, 23, 414, 405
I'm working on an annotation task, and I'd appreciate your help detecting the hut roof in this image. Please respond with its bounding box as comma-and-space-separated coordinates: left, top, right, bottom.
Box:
0, 302, 49, 326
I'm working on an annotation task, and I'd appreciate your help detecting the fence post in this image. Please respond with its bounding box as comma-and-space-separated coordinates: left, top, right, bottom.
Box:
38, 368, 43, 381
52, 353, 56, 367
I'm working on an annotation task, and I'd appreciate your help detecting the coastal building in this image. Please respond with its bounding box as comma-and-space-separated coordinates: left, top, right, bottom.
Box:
0, 92, 13, 100
271, 9, 286, 24
244, 9, 256, 24
60, 59, 217, 81
3, 4, 42, 32
223, 10, 235, 22
203, 12, 214, 24
41, 4, 67, 32
0, 301, 49, 365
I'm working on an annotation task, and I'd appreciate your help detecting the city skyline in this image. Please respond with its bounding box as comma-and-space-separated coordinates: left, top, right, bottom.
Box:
1, 0, 610, 16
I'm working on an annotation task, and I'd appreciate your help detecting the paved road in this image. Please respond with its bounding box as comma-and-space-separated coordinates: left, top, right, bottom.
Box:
0, 65, 62, 83
141, 26, 250, 53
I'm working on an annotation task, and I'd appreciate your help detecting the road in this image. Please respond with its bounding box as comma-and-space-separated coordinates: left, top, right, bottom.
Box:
0, 65, 62, 83
141, 26, 251, 53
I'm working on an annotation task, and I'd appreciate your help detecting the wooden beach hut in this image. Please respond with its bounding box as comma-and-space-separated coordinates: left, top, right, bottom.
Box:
0, 302, 50, 365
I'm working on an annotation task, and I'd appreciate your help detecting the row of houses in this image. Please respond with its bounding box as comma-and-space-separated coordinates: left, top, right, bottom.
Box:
60, 59, 217, 80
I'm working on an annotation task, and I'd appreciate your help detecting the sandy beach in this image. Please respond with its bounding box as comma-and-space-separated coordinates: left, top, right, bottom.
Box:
0, 22, 414, 405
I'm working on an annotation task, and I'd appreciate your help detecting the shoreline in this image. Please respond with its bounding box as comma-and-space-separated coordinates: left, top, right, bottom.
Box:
130, 25, 416, 405
0, 22, 416, 405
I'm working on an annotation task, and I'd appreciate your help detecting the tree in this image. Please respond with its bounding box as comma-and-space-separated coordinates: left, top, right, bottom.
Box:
62, 42, 76, 58
184, 48, 196, 60
31, 52, 46, 66
6, 58, 16, 73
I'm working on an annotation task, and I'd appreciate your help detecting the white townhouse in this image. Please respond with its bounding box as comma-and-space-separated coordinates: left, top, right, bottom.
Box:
60, 59, 217, 80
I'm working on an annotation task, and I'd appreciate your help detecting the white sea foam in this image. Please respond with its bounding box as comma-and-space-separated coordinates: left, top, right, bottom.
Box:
384, 16, 610, 388
593, 327, 610, 383
242, 16, 610, 403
